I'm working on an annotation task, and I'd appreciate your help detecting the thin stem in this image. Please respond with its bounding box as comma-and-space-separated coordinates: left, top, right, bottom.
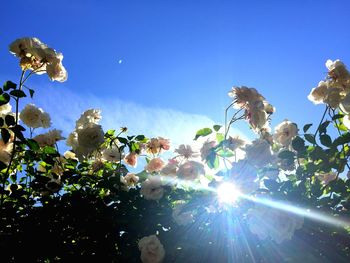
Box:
313, 106, 329, 142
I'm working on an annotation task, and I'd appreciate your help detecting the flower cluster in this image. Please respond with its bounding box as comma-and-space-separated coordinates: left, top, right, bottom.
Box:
66, 109, 104, 160
228, 86, 275, 132
308, 59, 350, 109
20, 104, 51, 129
9, 37, 67, 82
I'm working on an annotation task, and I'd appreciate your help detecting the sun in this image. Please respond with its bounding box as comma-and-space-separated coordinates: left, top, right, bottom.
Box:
217, 182, 241, 204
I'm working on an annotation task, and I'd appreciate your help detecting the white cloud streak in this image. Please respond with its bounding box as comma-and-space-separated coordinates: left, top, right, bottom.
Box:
26, 86, 225, 146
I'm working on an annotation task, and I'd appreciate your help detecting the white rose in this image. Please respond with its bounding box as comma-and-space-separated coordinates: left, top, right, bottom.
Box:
340, 92, 350, 114
172, 202, 194, 226
175, 144, 198, 159
176, 161, 205, 180
145, 158, 165, 173
0, 140, 13, 165
160, 160, 178, 177
122, 173, 139, 188
33, 129, 64, 147
19, 104, 51, 128
245, 139, 274, 168
247, 205, 303, 244
316, 171, 337, 185
102, 147, 123, 162
200, 140, 216, 161
138, 235, 165, 263
66, 132, 78, 149
75, 109, 101, 129
0, 103, 12, 115
273, 120, 298, 147
140, 176, 164, 200
77, 124, 104, 150
308, 81, 328, 104
326, 59, 350, 81
47, 60, 68, 82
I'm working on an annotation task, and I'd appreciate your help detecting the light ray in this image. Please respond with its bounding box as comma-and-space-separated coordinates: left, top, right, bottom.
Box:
155, 175, 350, 228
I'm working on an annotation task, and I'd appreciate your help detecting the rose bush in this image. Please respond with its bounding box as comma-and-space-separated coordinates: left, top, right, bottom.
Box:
0, 37, 350, 262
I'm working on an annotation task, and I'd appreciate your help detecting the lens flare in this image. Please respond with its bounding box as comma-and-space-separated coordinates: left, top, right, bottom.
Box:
217, 182, 240, 204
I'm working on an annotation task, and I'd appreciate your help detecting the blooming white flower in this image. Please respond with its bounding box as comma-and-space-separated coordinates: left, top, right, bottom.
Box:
77, 123, 104, 150
0, 103, 12, 115
225, 136, 246, 151
66, 132, 78, 148
75, 109, 101, 130
0, 139, 13, 165
343, 114, 350, 130
102, 147, 123, 162
326, 59, 350, 81
308, 81, 329, 105
200, 140, 216, 161
176, 161, 205, 180
124, 152, 138, 167
146, 137, 170, 154
33, 129, 64, 147
340, 92, 350, 114
138, 235, 165, 263
63, 150, 77, 160
245, 139, 274, 168
172, 202, 194, 226
316, 171, 337, 185
145, 158, 165, 173
228, 86, 265, 109
247, 205, 303, 244
122, 173, 139, 188
274, 120, 298, 147
160, 159, 178, 177
46, 54, 67, 82
174, 144, 198, 159
19, 104, 51, 128
9, 37, 67, 82
140, 176, 164, 200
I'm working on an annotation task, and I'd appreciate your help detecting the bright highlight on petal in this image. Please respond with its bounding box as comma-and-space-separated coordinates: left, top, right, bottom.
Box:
217, 182, 240, 204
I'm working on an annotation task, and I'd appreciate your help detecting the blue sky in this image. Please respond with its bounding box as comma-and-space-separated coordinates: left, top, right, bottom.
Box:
2, 0, 350, 141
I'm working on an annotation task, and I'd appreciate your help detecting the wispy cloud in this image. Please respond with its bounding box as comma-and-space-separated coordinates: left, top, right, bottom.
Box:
27, 86, 224, 146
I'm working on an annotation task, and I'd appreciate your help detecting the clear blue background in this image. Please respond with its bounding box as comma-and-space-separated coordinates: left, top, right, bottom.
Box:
2, 0, 350, 138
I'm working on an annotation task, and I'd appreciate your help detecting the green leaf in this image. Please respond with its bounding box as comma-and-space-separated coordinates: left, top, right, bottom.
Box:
216, 149, 234, 157
1, 128, 10, 143
27, 139, 40, 151
117, 137, 128, 144
42, 146, 58, 155
332, 114, 344, 120
304, 134, 316, 144
320, 134, 332, 147
28, 89, 35, 98
333, 133, 350, 146
206, 150, 219, 169
135, 135, 146, 142
3, 81, 17, 91
216, 133, 224, 143
213, 125, 222, 132
303, 124, 312, 133
319, 121, 330, 134
9, 90, 26, 98
278, 150, 295, 160
264, 179, 279, 191
292, 136, 305, 152
0, 93, 10, 106
5, 115, 15, 127
194, 128, 212, 140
